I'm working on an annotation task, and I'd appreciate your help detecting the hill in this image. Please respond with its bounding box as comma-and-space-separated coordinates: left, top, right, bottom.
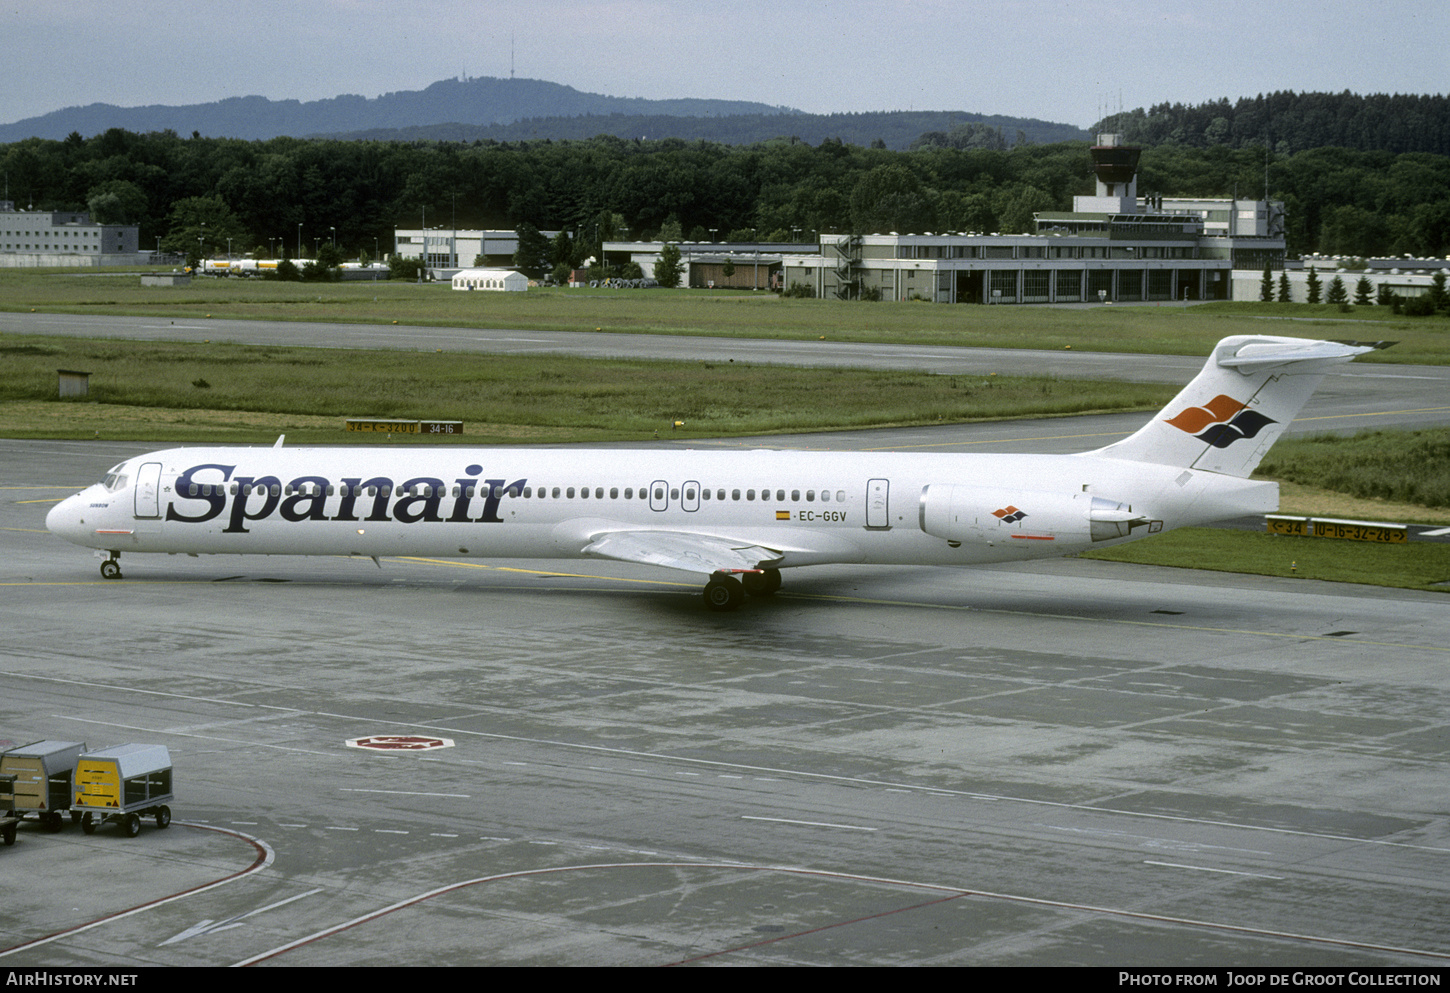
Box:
0, 76, 800, 143
310, 110, 1091, 150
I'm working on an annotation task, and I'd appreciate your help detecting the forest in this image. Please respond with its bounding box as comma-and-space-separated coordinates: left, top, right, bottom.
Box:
4, 117, 1449, 264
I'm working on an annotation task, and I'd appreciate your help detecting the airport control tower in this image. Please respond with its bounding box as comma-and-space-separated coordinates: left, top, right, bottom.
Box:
1072, 133, 1143, 213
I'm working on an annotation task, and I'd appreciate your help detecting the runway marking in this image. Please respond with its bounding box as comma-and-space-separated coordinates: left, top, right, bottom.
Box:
229, 860, 1450, 967
341, 788, 470, 798
1144, 860, 1284, 880
160, 888, 324, 946
0, 824, 274, 960
742, 815, 877, 832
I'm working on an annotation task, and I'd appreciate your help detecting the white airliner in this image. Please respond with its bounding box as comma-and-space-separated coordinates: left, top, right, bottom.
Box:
46, 334, 1379, 610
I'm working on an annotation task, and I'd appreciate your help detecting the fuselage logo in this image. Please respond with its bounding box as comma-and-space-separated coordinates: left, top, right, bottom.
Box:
1165, 394, 1276, 449
992, 505, 1028, 523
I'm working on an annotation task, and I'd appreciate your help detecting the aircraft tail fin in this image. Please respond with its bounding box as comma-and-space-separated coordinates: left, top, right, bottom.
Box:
1090, 335, 1386, 478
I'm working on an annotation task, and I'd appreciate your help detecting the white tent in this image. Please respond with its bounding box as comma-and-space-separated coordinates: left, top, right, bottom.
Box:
451, 268, 528, 292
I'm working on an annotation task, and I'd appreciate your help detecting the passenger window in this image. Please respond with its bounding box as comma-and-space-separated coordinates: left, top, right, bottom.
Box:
610, 488, 618, 499
731, 489, 741, 500
791, 490, 800, 501
746, 489, 755, 501
596, 487, 604, 499
552, 487, 561, 498
806, 490, 815, 502
567, 487, 576, 498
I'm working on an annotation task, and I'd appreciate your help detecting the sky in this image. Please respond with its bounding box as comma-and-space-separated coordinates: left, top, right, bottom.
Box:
4, 0, 1447, 130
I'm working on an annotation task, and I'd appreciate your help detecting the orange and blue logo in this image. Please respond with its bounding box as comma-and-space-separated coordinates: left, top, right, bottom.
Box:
1165, 395, 1276, 448
992, 505, 1028, 523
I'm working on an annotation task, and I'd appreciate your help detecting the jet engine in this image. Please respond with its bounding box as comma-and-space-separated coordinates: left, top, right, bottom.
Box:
918, 484, 1148, 548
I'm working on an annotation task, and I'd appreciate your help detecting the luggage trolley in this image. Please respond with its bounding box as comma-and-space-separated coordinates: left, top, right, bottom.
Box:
72, 744, 174, 838
0, 773, 16, 847
0, 740, 88, 833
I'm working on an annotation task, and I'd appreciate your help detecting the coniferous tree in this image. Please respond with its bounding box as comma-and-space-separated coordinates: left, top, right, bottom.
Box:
1278, 272, 1292, 303
653, 243, 684, 287
1260, 266, 1274, 302
1306, 266, 1322, 304
1354, 276, 1374, 306
1326, 275, 1348, 305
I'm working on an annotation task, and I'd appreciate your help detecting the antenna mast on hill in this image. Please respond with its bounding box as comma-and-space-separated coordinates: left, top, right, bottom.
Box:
511, 33, 515, 80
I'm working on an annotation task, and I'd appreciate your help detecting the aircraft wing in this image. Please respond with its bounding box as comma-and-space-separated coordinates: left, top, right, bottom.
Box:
582, 530, 784, 576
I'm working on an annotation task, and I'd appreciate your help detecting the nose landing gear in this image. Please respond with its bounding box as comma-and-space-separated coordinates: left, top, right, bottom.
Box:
99, 553, 123, 580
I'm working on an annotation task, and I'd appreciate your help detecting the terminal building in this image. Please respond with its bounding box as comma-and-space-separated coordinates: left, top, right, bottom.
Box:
0, 201, 140, 266
780, 135, 1286, 304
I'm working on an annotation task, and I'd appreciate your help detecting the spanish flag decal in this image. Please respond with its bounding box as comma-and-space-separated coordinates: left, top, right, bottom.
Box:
776, 511, 791, 520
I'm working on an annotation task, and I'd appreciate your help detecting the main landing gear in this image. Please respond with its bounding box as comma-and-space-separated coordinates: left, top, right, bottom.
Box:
99, 552, 122, 580
703, 568, 782, 612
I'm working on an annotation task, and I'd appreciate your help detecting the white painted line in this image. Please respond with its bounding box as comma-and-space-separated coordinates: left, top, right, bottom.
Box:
1419, 527, 1450, 537
1144, 860, 1283, 879
742, 815, 877, 832
340, 788, 469, 798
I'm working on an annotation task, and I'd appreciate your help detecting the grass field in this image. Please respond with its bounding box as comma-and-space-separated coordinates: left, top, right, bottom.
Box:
3, 268, 1449, 363
1081, 527, 1450, 594
0, 333, 1178, 443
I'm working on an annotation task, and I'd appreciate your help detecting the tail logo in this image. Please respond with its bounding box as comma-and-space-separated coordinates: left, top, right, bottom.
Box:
992, 505, 1028, 523
1165, 395, 1277, 449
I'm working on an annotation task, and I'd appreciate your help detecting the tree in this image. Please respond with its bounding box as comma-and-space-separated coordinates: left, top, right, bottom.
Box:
1278, 272, 1292, 303
849, 164, 935, 235
1430, 271, 1449, 313
513, 222, 550, 279
1354, 276, 1374, 306
86, 180, 147, 225
1306, 266, 1322, 304
161, 194, 247, 257
1326, 275, 1348, 305
1260, 266, 1274, 302
654, 243, 684, 288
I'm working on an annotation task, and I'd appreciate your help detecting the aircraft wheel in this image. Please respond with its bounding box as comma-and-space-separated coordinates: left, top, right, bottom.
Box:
155, 806, 171, 829
81, 812, 95, 835
704, 575, 744, 612
123, 814, 141, 838
100, 559, 122, 580
742, 569, 782, 597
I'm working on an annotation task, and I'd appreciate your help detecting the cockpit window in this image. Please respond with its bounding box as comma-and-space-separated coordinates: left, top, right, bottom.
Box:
101, 464, 129, 492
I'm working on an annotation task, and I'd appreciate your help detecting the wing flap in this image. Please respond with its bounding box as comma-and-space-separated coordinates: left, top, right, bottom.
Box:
583, 530, 783, 577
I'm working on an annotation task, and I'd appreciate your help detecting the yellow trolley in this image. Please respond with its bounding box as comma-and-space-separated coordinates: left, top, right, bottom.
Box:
73, 744, 174, 838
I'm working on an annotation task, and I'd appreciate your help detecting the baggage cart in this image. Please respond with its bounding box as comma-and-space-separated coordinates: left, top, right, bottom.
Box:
0, 774, 16, 847
0, 740, 88, 832
72, 744, 174, 838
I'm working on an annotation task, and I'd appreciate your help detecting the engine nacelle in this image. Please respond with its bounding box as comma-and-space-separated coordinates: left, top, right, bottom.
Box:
918, 484, 1147, 549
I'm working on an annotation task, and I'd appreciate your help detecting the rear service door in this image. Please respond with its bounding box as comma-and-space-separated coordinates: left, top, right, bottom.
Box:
866, 478, 890, 530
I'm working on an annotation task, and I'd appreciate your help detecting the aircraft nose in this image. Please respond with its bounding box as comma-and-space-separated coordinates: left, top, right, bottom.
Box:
46, 493, 87, 542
